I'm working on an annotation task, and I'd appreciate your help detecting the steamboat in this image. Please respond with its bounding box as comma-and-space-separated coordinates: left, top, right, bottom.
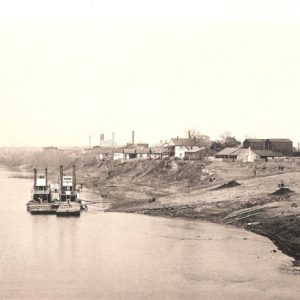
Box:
26, 165, 86, 216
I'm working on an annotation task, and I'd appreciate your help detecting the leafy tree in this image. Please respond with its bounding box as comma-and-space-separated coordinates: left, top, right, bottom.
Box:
220, 131, 241, 148
210, 141, 225, 152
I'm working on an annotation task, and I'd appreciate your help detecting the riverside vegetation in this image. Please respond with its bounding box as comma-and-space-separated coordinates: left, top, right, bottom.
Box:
2, 148, 300, 266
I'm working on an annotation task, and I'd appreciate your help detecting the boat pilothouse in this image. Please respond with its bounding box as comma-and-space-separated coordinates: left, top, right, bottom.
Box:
56, 165, 83, 216
26, 168, 56, 214
32, 168, 51, 202
59, 165, 80, 202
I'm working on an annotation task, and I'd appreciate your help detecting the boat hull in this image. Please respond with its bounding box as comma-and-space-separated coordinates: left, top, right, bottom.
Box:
56, 204, 81, 217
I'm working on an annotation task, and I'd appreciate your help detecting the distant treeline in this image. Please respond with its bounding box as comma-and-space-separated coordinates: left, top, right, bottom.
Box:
0, 148, 76, 171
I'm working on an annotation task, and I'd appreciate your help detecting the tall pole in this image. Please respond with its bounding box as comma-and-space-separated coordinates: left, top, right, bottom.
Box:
72, 165, 76, 191
45, 168, 48, 186
33, 168, 37, 187
59, 165, 63, 201
132, 130, 135, 145
89, 135, 92, 148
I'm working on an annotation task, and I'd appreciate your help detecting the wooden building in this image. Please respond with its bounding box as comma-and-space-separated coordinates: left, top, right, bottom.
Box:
243, 138, 293, 156
243, 139, 265, 150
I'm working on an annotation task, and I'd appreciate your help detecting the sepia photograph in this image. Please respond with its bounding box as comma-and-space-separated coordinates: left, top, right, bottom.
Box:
0, 1, 300, 299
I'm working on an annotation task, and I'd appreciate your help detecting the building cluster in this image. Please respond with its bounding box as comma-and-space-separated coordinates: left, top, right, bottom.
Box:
44, 134, 296, 163
216, 138, 293, 162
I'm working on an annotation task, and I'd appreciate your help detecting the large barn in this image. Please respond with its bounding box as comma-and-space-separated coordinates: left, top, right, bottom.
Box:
243, 138, 293, 156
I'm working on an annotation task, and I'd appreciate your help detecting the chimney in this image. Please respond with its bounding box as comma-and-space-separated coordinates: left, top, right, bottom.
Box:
89, 135, 92, 148
100, 134, 104, 141
33, 168, 37, 187
112, 132, 115, 147
45, 168, 48, 186
132, 131, 135, 145
72, 165, 76, 191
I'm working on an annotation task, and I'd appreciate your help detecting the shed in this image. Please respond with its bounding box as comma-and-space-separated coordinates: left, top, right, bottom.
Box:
184, 147, 205, 160
136, 148, 150, 159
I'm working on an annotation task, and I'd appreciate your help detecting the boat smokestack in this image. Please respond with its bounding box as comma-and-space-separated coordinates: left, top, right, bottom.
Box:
45, 168, 48, 186
132, 130, 135, 145
72, 165, 76, 191
60, 165, 63, 189
33, 168, 37, 187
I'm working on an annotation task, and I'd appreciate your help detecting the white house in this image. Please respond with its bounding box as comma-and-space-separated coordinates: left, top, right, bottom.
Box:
169, 138, 201, 159
150, 147, 169, 159
136, 148, 150, 159
113, 149, 125, 160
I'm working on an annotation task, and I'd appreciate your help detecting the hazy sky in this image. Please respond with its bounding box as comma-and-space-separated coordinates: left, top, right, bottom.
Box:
1, 1, 300, 147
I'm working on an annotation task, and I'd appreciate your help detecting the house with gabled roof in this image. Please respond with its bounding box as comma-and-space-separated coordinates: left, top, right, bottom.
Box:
150, 147, 170, 159
215, 147, 259, 162
169, 137, 202, 159
136, 148, 151, 159
184, 147, 206, 160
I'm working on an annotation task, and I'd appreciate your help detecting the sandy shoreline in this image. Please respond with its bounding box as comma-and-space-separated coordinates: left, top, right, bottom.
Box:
102, 170, 300, 265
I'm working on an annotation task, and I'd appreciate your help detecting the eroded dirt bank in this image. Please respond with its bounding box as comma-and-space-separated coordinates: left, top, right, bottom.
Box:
98, 162, 300, 263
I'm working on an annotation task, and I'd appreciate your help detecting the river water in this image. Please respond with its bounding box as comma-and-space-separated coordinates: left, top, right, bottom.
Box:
0, 167, 299, 299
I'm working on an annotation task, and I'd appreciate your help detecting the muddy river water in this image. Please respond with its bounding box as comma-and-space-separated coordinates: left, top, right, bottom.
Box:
0, 168, 299, 299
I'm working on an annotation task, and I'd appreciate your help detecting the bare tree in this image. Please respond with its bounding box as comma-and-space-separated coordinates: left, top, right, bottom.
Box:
185, 129, 211, 148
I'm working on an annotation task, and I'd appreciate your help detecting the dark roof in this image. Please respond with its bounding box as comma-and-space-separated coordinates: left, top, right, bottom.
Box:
113, 149, 124, 154
216, 147, 240, 156
124, 149, 136, 154
169, 138, 191, 146
272, 152, 284, 157
244, 138, 292, 143
136, 148, 150, 154
185, 147, 205, 154
267, 139, 292, 143
244, 139, 264, 143
254, 150, 276, 157
150, 147, 169, 154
